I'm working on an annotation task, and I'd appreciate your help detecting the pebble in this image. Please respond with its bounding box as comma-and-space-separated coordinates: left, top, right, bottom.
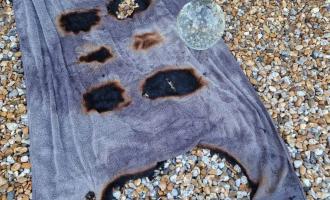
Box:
235, 179, 241, 187
192, 167, 200, 177
237, 191, 248, 198
241, 176, 248, 185
20, 156, 28, 163
10, 163, 21, 171
112, 191, 121, 199
314, 149, 323, 156
169, 175, 177, 183
5, 123, 18, 131
0, 177, 8, 186
233, 164, 241, 173
171, 188, 178, 197
295, 45, 304, 51
294, 160, 303, 168
218, 162, 225, 169
269, 86, 277, 92
302, 179, 311, 188
133, 179, 141, 186
6, 156, 15, 164
7, 191, 15, 200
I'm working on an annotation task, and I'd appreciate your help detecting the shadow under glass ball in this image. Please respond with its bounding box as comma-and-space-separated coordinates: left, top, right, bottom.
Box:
176, 0, 225, 50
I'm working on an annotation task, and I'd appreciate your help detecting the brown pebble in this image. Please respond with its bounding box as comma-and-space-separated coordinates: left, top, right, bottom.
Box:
11, 163, 21, 171
22, 127, 29, 135
21, 163, 31, 169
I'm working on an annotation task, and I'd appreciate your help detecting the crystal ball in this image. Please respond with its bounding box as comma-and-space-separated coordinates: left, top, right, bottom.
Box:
176, 0, 225, 50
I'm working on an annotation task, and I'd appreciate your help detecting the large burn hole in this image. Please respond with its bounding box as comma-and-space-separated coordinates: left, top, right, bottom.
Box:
79, 46, 113, 63
133, 32, 163, 51
83, 81, 131, 113
107, 0, 152, 19
100, 148, 253, 199
58, 9, 100, 34
141, 68, 205, 99
101, 162, 165, 200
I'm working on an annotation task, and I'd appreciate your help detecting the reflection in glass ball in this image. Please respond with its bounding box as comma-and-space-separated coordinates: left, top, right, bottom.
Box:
176, 0, 225, 50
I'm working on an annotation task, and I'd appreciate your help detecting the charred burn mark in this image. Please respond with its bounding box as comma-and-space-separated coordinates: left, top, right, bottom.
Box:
85, 191, 96, 200
57, 9, 100, 34
107, 0, 152, 19
141, 67, 207, 100
79, 46, 114, 63
133, 32, 163, 51
83, 81, 131, 113
101, 161, 164, 200
198, 143, 258, 199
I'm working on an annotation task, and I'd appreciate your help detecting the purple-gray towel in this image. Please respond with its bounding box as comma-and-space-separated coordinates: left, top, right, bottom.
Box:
13, 0, 306, 199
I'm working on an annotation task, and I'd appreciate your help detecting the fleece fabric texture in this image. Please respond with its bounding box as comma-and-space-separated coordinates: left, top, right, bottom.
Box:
13, 0, 306, 199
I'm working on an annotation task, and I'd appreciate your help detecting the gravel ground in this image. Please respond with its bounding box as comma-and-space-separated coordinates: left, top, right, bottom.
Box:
0, 0, 329, 199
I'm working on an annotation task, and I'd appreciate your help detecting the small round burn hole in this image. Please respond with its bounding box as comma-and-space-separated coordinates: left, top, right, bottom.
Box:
85, 191, 96, 200
107, 0, 152, 20
83, 81, 131, 113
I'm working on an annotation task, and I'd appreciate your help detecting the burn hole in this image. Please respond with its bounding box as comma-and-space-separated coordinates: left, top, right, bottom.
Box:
107, 0, 152, 19
79, 47, 113, 63
101, 161, 165, 200
133, 32, 163, 51
142, 68, 205, 99
101, 147, 254, 199
83, 81, 131, 113
58, 9, 100, 34
85, 191, 96, 200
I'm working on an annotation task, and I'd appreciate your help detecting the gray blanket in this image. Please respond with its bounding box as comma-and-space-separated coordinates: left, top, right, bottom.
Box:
13, 0, 305, 199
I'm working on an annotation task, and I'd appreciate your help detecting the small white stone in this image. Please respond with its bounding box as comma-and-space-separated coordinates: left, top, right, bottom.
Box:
218, 162, 225, 169
241, 176, 248, 184
202, 156, 210, 164
6, 123, 18, 131
192, 167, 200, 177
222, 176, 229, 181
17, 88, 25, 95
20, 156, 29, 163
112, 191, 121, 199
166, 193, 173, 199
211, 154, 218, 161
311, 7, 319, 14
302, 178, 311, 187
315, 177, 322, 185
170, 174, 177, 183
314, 148, 323, 156
269, 86, 277, 92
235, 179, 241, 187
294, 160, 303, 168
297, 91, 306, 96
171, 189, 178, 197
237, 191, 247, 198
295, 45, 303, 51
6, 156, 15, 164
233, 164, 241, 173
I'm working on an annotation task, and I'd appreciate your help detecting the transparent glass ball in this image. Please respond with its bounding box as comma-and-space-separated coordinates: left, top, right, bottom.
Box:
176, 0, 225, 50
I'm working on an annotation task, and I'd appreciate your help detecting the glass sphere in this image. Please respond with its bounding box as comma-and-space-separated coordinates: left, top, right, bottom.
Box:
176, 0, 225, 50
